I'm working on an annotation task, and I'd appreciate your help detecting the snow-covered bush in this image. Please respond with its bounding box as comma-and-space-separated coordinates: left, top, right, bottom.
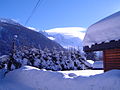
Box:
0, 47, 92, 71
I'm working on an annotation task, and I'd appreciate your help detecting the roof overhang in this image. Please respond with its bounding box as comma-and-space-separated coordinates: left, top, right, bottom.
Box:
83, 40, 120, 52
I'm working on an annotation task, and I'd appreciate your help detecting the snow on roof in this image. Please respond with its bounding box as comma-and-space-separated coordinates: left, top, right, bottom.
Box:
83, 11, 120, 47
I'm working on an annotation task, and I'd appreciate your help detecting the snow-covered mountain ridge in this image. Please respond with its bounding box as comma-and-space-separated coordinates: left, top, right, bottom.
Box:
0, 18, 63, 55
40, 27, 86, 49
0, 18, 21, 26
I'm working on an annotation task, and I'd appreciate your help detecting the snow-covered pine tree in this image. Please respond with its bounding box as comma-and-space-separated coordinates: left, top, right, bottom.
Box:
7, 35, 21, 71
0, 45, 92, 71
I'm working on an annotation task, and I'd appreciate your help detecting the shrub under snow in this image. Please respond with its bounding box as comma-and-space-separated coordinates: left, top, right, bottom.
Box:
0, 47, 92, 71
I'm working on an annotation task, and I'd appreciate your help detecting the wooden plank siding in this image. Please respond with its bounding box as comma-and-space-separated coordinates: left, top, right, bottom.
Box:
103, 49, 120, 72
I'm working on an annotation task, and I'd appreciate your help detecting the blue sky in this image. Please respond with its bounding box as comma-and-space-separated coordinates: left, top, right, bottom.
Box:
0, 0, 120, 30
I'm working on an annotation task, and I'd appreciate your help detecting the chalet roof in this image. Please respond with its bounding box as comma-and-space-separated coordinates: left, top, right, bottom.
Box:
83, 11, 120, 52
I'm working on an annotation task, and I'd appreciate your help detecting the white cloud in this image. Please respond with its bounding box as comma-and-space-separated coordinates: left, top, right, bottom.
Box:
45, 27, 86, 40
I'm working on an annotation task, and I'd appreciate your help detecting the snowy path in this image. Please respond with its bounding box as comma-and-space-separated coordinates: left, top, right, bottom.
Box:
0, 66, 120, 90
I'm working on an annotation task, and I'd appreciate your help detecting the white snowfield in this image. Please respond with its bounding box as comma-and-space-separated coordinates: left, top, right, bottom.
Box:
45, 27, 86, 49
83, 11, 120, 47
45, 27, 86, 40
0, 66, 120, 90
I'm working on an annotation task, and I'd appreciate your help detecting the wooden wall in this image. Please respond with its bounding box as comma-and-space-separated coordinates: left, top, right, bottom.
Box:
103, 49, 120, 72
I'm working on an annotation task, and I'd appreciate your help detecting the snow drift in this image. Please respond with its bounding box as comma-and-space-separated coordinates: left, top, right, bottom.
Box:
0, 66, 120, 90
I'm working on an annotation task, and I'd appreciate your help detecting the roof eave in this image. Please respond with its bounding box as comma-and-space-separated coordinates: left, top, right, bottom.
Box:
83, 40, 120, 52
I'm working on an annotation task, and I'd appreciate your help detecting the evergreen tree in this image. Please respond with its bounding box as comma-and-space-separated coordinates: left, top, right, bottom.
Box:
0, 45, 92, 71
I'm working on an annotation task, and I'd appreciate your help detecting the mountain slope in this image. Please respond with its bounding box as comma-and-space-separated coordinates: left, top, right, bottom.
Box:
40, 27, 86, 49
0, 19, 63, 55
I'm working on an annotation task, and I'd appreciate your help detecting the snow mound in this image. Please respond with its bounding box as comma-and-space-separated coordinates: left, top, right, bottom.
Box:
0, 69, 7, 80
68, 73, 77, 77
83, 11, 120, 47
0, 66, 120, 90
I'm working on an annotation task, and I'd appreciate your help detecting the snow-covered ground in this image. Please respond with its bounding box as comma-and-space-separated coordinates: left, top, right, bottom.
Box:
0, 66, 120, 90
59, 70, 103, 77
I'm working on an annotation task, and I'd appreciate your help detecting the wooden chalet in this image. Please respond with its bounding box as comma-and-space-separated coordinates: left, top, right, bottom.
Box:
83, 11, 120, 72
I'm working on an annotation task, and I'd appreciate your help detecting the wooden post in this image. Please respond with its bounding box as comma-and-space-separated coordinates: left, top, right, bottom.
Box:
103, 50, 107, 72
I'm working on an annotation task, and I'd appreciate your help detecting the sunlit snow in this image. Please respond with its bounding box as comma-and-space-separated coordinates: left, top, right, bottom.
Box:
46, 27, 86, 40
83, 11, 120, 47
0, 66, 119, 90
